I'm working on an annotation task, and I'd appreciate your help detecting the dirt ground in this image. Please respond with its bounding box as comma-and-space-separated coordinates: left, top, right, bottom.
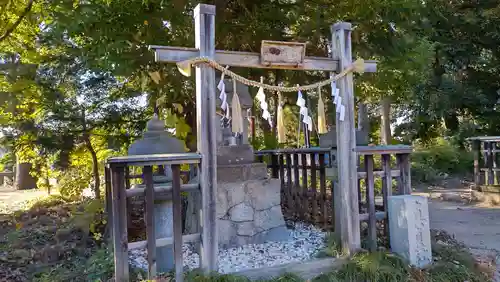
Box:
1, 181, 500, 280
0, 186, 54, 214
415, 178, 500, 281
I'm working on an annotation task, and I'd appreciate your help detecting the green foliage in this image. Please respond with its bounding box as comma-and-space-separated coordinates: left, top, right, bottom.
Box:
412, 137, 473, 183
316, 233, 342, 258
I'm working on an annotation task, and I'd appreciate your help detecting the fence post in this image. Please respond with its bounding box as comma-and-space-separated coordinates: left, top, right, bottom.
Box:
473, 139, 480, 188
331, 22, 361, 253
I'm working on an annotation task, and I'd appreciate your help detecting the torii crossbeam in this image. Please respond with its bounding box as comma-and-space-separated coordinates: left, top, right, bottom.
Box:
148, 2, 377, 279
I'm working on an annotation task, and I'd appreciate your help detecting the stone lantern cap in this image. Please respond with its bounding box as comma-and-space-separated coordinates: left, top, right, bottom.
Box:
128, 115, 186, 155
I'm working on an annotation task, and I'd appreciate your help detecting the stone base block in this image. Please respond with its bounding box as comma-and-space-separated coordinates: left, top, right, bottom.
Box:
388, 195, 432, 268
217, 177, 290, 248
154, 200, 174, 272
185, 163, 290, 249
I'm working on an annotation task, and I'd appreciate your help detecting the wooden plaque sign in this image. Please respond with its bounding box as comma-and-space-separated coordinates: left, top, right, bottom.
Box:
260, 40, 306, 67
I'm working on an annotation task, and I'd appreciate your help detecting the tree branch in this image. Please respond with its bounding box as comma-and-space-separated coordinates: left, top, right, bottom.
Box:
0, 0, 35, 43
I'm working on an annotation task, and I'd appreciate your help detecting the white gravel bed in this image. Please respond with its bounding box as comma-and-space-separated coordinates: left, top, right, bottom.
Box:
129, 223, 327, 274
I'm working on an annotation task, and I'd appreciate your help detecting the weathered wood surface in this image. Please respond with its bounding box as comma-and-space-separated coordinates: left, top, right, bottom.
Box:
381, 154, 392, 241
194, 3, 218, 272
107, 153, 201, 166
126, 182, 199, 198
310, 153, 318, 221
364, 154, 377, 252
111, 165, 129, 282
104, 166, 113, 242
260, 40, 306, 67
355, 145, 412, 155
232, 257, 348, 281
396, 153, 412, 195
467, 136, 500, 142
332, 22, 361, 253
151, 46, 377, 73
171, 165, 184, 282
128, 233, 201, 250
301, 153, 308, 218
143, 166, 157, 279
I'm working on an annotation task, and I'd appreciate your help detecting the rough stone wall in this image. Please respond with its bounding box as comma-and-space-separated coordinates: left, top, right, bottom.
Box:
185, 163, 290, 248
217, 178, 289, 248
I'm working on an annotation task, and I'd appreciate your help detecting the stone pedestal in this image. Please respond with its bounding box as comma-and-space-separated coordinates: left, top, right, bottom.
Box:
154, 200, 174, 272
388, 195, 432, 268
216, 163, 290, 248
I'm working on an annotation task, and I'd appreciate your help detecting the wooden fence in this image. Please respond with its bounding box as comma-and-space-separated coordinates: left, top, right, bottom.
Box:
105, 153, 203, 282
105, 146, 412, 280
469, 136, 500, 190
255, 145, 412, 251
255, 148, 332, 228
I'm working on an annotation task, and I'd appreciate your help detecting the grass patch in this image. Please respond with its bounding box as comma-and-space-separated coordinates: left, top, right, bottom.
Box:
0, 194, 493, 282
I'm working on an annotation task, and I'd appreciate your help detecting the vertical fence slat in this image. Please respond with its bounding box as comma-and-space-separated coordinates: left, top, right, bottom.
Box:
473, 140, 481, 188
143, 166, 156, 279
495, 143, 500, 185
398, 153, 411, 194
125, 167, 133, 234
111, 165, 129, 282
487, 142, 494, 185
310, 153, 318, 223
301, 153, 309, 221
483, 142, 489, 185
171, 165, 184, 282
285, 153, 294, 215
270, 154, 279, 178
104, 166, 113, 242
319, 153, 327, 228
293, 153, 301, 216
279, 154, 285, 187
365, 154, 377, 252
357, 155, 363, 211
381, 154, 392, 245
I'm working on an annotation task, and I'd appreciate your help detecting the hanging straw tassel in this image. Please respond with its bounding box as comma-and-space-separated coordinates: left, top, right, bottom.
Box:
317, 87, 328, 134
277, 92, 286, 143
231, 79, 244, 134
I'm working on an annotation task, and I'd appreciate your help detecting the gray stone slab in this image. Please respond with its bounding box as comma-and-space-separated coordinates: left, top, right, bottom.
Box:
388, 195, 432, 268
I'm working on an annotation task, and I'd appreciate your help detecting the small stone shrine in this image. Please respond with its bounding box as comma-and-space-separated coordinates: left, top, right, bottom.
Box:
216, 78, 290, 248
187, 78, 290, 248
128, 115, 186, 273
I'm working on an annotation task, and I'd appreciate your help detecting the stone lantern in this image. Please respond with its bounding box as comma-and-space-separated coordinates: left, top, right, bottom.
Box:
128, 115, 185, 272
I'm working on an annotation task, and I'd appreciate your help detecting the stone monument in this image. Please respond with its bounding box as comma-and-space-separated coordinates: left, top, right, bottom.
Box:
128, 115, 186, 272
216, 78, 290, 248
186, 78, 290, 248
388, 195, 432, 268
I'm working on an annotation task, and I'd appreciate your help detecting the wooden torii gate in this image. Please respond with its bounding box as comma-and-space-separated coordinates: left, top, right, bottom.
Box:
149, 3, 377, 273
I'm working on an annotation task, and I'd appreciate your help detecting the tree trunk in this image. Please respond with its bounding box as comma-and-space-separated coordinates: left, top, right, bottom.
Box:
14, 154, 37, 190
380, 97, 392, 145
81, 109, 100, 199
85, 136, 100, 199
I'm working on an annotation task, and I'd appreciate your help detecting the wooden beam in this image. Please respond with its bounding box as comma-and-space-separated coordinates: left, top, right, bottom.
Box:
150, 45, 377, 73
